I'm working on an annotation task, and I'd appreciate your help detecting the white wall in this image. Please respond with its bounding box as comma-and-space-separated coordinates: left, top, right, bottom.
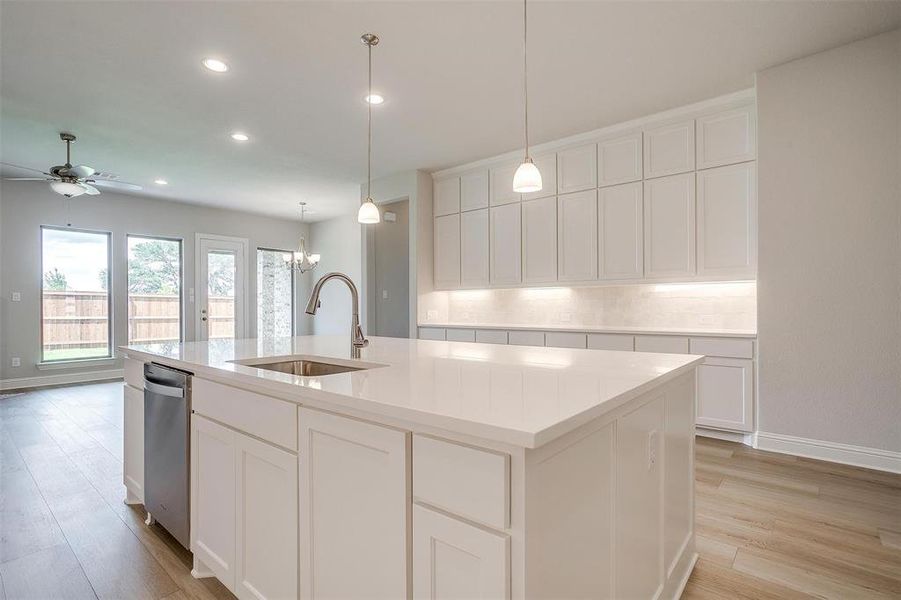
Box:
307, 213, 362, 335
0, 182, 310, 383
756, 29, 901, 452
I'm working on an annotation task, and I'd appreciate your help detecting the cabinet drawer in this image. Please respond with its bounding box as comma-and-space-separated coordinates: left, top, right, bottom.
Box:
634, 335, 689, 354
193, 378, 297, 451
476, 329, 508, 345
446, 328, 476, 342
544, 332, 587, 349
690, 337, 754, 359
413, 435, 509, 529
419, 327, 446, 341
507, 330, 545, 347
124, 357, 144, 389
588, 333, 634, 351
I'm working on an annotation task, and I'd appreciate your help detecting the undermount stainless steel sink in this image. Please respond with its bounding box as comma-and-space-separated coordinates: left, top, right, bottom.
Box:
249, 359, 366, 377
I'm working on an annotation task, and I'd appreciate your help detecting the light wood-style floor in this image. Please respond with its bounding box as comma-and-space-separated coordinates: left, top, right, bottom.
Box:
1, 382, 899, 599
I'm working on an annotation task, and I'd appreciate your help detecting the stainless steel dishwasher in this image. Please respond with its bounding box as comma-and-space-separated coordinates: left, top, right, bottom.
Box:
143, 362, 192, 549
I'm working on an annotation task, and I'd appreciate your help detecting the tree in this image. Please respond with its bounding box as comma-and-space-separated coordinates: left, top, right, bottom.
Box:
44, 268, 67, 291
128, 240, 180, 294
207, 252, 235, 297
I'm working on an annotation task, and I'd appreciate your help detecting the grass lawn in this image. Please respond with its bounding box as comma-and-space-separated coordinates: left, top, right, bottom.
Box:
43, 347, 110, 362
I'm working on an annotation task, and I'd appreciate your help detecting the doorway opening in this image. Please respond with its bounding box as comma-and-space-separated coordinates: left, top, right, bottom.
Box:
365, 199, 410, 338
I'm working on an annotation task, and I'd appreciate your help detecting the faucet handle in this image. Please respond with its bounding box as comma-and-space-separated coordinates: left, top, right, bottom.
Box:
353, 324, 369, 348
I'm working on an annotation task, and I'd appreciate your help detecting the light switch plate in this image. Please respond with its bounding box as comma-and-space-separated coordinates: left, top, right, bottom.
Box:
10, 357, 21, 368
11, 292, 21, 302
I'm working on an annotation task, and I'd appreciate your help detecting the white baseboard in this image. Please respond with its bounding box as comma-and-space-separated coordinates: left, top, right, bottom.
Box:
696, 426, 754, 445
755, 431, 901, 474
0, 368, 124, 391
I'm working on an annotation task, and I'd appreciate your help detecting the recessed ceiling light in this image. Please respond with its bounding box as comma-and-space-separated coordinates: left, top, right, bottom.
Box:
202, 58, 229, 73
231, 132, 249, 142
364, 94, 384, 105
154, 179, 168, 185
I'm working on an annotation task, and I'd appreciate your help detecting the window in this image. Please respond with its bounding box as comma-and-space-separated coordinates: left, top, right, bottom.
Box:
127, 235, 183, 345
257, 248, 294, 338
41, 227, 112, 362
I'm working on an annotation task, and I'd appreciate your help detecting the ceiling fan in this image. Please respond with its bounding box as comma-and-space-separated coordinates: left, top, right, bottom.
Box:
2, 132, 142, 197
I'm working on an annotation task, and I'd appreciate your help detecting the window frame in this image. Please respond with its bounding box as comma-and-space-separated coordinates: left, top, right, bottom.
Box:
39, 225, 114, 363
126, 233, 185, 345
256, 246, 296, 337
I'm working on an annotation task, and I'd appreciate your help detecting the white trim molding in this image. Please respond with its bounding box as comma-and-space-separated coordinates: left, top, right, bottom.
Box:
696, 426, 755, 446
0, 369, 124, 391
754, 431, 901, 474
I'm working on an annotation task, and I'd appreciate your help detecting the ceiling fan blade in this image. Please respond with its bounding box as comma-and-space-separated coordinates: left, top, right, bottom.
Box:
5, 177, 52, 181
0, 162, 52, 176
88, 179, 142, 191
64, 165, 96, 178
80, 183, 101, 195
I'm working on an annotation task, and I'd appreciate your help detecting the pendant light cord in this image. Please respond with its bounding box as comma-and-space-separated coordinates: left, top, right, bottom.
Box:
367, 40, 373, 201
523, 0, 529, 160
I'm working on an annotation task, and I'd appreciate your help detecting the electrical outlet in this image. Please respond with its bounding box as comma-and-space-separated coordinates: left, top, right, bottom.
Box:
10, 357, 21, 368
11, 292, 21, 302
647, 430, 658, 470
382, 290, 388, 299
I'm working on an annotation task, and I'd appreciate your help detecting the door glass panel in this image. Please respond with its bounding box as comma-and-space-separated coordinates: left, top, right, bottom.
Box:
127, 236, 182, 344
207, 251, 236, 339
257, 249, 294, 339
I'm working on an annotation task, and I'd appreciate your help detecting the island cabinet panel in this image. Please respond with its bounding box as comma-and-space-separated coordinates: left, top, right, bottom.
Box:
123, 383, 144, 504
599, 182, 643, 280
643, 173, 696, 278
614, 394, 665, 600
460, 169, 489, 212
664, 374, 695, 579
696, 357, 754, 432
644, 120, 695, 178
598, 132, 642, 186
697, 162, 757, 278
434, 214, 461, 289
413, 504, 510, 600
299, 408, 410, 600
434, 177, 461, 216
521, 196, 558, 284
191, 415, 237, 591
235, 433, 297, 600
461, 209, 489, 287
557, 190, 598, 282
124, 356, 144, 389
489, 203, 522, 285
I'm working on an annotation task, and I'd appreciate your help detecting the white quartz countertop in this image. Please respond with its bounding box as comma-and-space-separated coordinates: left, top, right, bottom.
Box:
420, 323, 757, 338
121, 335, 703, 448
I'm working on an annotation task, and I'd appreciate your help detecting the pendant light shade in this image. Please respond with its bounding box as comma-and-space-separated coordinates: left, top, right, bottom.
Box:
513, 158, 542, 193
358, 33, 381, 224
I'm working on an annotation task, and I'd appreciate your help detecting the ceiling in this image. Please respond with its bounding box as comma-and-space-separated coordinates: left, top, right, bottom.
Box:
1, 1, 898, 221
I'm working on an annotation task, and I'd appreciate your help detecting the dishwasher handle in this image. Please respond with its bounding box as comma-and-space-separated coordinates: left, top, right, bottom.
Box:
144, 380, 185, 398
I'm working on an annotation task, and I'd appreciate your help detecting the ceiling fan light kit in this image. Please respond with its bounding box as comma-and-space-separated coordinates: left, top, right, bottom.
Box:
357, 32, 381, 225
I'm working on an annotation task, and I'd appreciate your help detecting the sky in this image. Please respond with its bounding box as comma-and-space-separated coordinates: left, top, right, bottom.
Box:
42, 227, 109, 291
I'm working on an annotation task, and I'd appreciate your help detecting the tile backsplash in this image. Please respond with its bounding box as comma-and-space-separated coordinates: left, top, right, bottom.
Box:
419, 281, 757, 332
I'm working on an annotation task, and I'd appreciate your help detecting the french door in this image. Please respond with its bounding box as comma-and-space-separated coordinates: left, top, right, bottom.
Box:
196, 234, 248, 341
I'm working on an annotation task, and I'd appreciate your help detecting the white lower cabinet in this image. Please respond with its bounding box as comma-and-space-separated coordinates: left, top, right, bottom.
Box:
299, 408, 410, 600
191, 414, 298, 599
696, 357, 754, 432
123, 383, 144, 504
413, 504, 509, 600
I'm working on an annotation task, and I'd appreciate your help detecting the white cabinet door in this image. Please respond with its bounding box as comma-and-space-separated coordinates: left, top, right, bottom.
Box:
413, 504, 509, 600
123, 384, 144, 504
587, 333, 634, 351
461, 209, 489, 287
419, 327, 447, 341
521, 196, 557, 284
696, 106, 756, 169
235, 433, 297, 600
644, 173, 696, 278
697, 162, 757, 278
644, 120, 695, 178
599, 182, 643, 280
434, 214, 461, 289
461, 169, 489, 212
434, 177, 461, 216
489, 203, 522, 285
598, 132, 642, 186
558, 143, 598, 193
489, 163, 522, 206
521, 153, 557, 201
557, 190, 598, 282
191, 415, 237, 591
697, 357, 754, 432
299, 408, 410, 600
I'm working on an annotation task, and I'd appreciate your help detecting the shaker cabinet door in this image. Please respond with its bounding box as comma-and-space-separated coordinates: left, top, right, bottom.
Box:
696, 357, 754, 432
557, 190, 598, 282
461, 209, 489, 287
434, 214, 461, 289
697, 162, 756, 278
521, 196, 558, 284
599, 182, 643, 280
643, 173, 696, 278
558, 143, 598, 193
123, 384, 144, 504
434, 177, 461, 216
644, 120, 695, 178
460, 169, 489, 212
598, 132, 642, 186
489, 203, 522, 285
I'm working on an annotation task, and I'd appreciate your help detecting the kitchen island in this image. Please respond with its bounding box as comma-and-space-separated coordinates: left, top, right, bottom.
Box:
120, 335, 702, 600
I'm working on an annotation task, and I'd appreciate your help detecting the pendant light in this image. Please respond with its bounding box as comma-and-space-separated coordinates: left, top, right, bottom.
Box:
358, 33, 381, 224
512, 0, 542, 193
284, 202, 321, 273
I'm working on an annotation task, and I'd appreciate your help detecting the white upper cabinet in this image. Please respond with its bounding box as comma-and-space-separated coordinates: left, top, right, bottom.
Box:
696, 106, 756, 169
522, 196, 558, 284
557, 190, 598, 282
489, 163, 522, 206
599, 182, 643, 280
461, 209, 489, 287
434, 214, 461, 289
434, 177, 461, 216
460, 169, 489, 212
697, 162, 757, 277
522, 153, 557, 201
489, 203, 522, 285
644, 173, 696, 277
598, 132, 642, 186
557, 143, 598, 193
644, 120, 695, 179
